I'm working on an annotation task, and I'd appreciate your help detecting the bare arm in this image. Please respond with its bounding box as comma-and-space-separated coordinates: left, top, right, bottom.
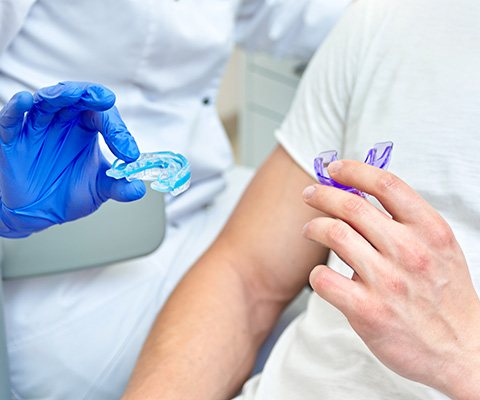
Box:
123, 145, 329, 399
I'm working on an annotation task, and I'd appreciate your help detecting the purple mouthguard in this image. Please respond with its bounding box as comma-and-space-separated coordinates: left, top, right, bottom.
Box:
313, 141, 393, 197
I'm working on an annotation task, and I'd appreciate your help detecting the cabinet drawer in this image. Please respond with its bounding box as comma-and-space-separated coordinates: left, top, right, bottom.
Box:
248, 53, 304, 83
249, 73, 298, 117
240, 111, 280, 168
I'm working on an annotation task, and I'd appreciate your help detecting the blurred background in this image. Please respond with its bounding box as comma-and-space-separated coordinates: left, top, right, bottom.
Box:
217, 49, 305, 168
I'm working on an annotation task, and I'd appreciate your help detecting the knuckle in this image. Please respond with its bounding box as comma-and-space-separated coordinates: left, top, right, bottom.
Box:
414, 254, 431, 273
343, 196, 366, 215
394, 231, 432, 273
349, 298, 384, 332
429, 220, 455, 248
402, 247, 431, 273
385, 275, 408, 296
351, 295, 371, 316
376, 173, 401, 193
326, 221, 349, 243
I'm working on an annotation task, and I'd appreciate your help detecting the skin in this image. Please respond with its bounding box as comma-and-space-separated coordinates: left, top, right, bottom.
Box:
305, 160, 480, 399
123, 145, 328, 399
124, 147, 480, 399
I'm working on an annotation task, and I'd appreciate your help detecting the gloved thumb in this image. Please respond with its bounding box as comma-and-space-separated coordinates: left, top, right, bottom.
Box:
0, 91, 33, 144
97, 175, 146, 203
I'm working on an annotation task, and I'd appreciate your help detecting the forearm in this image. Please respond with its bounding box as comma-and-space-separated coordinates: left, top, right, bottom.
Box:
123, 146, 328, 399
123, 146, 327, 399
123, 246, 282, 400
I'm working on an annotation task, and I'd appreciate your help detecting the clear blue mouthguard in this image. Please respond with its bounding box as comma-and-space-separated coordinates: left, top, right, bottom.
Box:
106, 151, 191, 196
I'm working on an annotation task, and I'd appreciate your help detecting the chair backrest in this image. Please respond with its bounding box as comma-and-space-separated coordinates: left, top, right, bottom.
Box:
0, 188, 166, 398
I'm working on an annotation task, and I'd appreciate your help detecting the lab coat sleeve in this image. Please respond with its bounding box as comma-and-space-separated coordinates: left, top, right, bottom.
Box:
0, 0, 36, 55
235, 0, 351, 60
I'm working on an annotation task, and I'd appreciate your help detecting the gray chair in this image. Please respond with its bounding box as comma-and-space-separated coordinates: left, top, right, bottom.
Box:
0, 188, 166, 398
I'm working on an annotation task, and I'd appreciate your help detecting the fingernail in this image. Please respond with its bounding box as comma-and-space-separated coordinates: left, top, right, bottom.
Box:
302, 222, 309, 235
328, 160, 343, 175
303, 186, 316, 199
309, 266, 320, 287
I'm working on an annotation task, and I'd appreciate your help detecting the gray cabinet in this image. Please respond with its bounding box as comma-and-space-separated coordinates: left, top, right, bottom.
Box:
239, 53, 305, 168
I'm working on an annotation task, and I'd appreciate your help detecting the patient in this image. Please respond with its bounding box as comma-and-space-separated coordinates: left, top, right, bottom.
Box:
123, 0, 480, 399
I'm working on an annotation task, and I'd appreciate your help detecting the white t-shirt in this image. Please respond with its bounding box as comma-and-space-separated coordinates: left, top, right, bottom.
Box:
237, 0, 480, 398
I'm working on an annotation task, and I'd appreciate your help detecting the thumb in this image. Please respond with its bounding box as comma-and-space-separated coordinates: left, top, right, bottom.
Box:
97, 175, 146, 203
0, 91, 33, 144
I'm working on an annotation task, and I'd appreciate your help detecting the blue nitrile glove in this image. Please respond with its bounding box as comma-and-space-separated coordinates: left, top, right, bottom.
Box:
0, 82, 146, 238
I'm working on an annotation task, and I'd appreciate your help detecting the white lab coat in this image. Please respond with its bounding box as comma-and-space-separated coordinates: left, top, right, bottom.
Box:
0, 0, 349, 221
0, 0, 349, 398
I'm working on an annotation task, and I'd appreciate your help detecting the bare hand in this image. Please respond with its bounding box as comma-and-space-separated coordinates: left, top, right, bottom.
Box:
302, 160, 480, 399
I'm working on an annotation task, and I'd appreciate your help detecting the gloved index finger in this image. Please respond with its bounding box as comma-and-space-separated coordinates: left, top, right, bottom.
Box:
34, 82, 116, 112
31, 82, 116, 130
81, 106, 140, 163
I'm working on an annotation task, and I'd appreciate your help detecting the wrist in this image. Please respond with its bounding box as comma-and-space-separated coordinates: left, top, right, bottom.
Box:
442, 357, 480, 400
0, 204, 32, 238
436, 307, 480, 399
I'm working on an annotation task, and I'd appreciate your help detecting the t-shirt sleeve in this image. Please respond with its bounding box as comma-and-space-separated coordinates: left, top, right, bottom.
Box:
275, 0, 372, 178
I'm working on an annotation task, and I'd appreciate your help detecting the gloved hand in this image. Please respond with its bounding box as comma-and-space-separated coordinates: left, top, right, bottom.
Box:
0, 82, 146, 238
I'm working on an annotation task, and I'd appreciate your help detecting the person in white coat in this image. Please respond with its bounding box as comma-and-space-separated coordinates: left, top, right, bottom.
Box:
0, 0, 349, 398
